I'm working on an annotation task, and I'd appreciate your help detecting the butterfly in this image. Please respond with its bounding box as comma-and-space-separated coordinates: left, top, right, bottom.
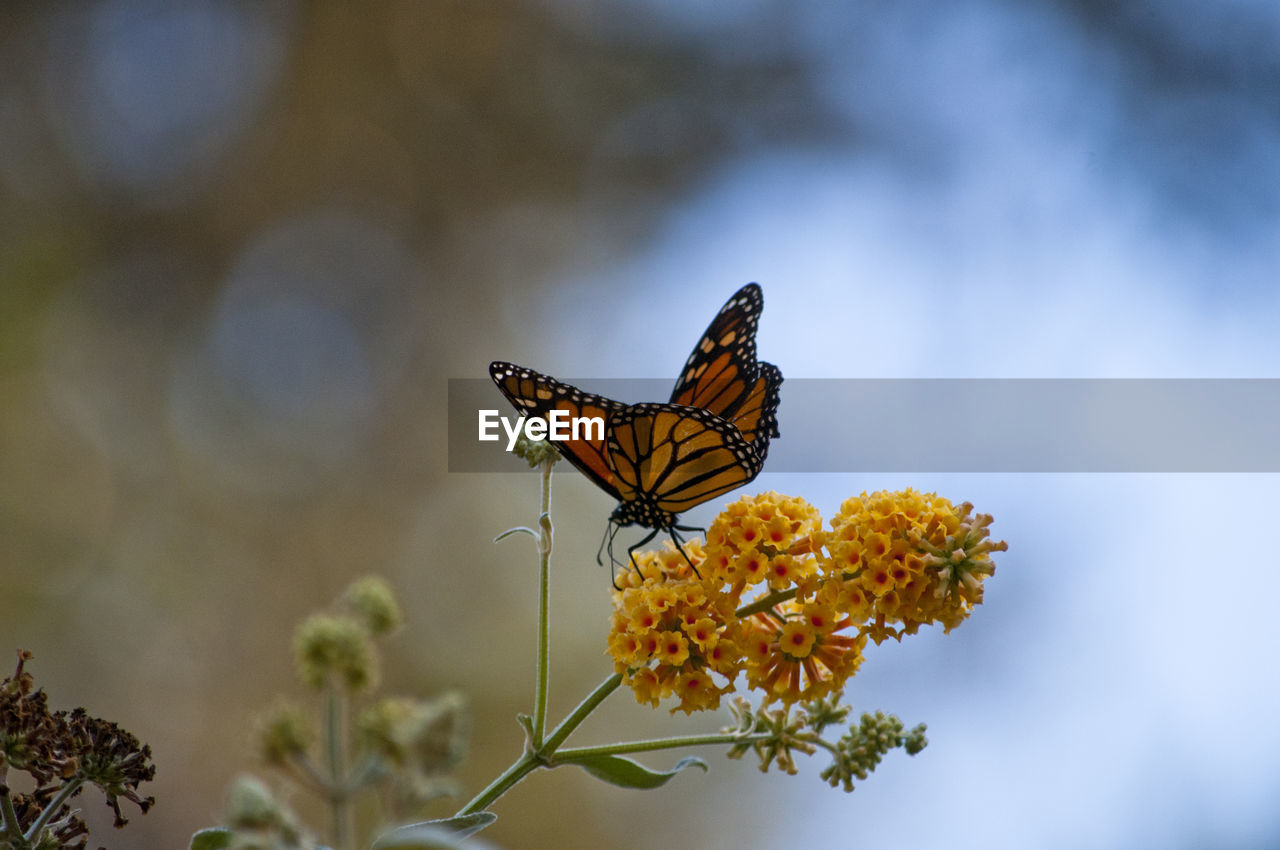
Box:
490, 283, 782, 578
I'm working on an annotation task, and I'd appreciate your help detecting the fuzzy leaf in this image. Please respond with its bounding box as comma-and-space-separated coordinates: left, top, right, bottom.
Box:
188, 829, 233, 850
566, 754, 707, 789
372, 813, 498, 848
493, 526, 537, 543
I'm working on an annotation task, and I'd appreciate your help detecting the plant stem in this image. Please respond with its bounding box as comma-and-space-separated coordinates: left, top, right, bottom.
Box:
540, 673, 622, 753
455, 674, 623, 816
326, 686, 353, 850
285, 753, 332, 797
532, 455, 555, 748
456, 455, 568, 817
454, 750, 541, 817
19, 778, 83, 845
1, 786, 31, 849
343, 752, 384, 793
735, 567, 864, 619
554, 732, 773, 762
735, 586, 797, 618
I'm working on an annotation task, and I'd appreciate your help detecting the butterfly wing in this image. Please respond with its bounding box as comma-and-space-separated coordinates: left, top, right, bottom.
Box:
492, 283, 781, 534
727, 361, 782, 459
607, 403, 763, 519
669, 283, 763, 418
489, 361, 626, 499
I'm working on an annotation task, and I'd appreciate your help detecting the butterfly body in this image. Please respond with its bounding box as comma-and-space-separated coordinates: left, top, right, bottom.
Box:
489, 284, 781, 574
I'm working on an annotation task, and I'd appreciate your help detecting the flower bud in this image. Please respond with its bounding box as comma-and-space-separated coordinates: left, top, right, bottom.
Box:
292, 614, 377, 692
343, 575, 404, 637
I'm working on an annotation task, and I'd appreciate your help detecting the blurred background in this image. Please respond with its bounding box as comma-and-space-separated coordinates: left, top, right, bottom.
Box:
3, 2, 1279, 848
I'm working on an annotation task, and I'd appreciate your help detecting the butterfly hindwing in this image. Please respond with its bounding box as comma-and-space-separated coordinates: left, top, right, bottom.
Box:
607, 403, 762, 517
488, 361, 626, 500
727, 360, 782, 456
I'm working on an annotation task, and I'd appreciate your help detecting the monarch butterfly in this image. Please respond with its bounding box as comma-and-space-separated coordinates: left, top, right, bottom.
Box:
490, 283, 782, 577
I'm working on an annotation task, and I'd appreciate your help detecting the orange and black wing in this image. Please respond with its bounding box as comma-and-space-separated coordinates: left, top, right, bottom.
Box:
669, 283, 763, 419
607, 403, 763, 518
726, 361, 782, 459
489, 361, 625, 499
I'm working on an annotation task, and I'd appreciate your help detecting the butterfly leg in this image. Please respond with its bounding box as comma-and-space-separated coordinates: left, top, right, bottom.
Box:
596, 521, 615, 567
599, 523, 629, 590
667, 525, 704, 578
624, 527, 659, 583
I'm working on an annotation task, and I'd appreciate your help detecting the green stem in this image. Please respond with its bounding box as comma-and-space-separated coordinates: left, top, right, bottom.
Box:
285, 753, 332, 797
554, 732, 773, 762
342, 752, 385, 793
532, 455, 555, 748
455, 751, 541, 817
455, 674, 623, 816
540, 673, 623, 753
735, 586, 796, 618
813, 736, 840, 754
20, 778, 83, 845
734, 568, 863, 620
1, 785, 30, 849
326, 687, 353, 850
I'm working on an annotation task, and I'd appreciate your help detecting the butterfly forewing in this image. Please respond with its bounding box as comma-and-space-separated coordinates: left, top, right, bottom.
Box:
489, 361, 626, 499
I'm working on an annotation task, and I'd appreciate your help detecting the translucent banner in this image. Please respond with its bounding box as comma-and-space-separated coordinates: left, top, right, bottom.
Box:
449, 378, 1280, 472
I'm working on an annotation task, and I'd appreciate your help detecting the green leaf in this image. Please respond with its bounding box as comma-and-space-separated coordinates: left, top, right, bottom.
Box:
493, 526, 537, 543
189, 828, 233, 850
566, 754, 708, 789
372, 813, 498, 849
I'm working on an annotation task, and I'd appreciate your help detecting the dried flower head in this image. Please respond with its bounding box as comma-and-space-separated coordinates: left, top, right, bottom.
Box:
63, 708, 156, 827
1, 651, 155, 847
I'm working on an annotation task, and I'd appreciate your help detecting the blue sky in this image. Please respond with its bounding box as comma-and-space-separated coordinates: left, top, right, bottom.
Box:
528, 5, 1280, 845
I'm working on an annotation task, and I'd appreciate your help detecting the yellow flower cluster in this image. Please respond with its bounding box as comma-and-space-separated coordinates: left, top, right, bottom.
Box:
821, 490, 1003, 639
608, 540, 744, 713
703, 492, 822, 593
608, 490, 1007, 712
